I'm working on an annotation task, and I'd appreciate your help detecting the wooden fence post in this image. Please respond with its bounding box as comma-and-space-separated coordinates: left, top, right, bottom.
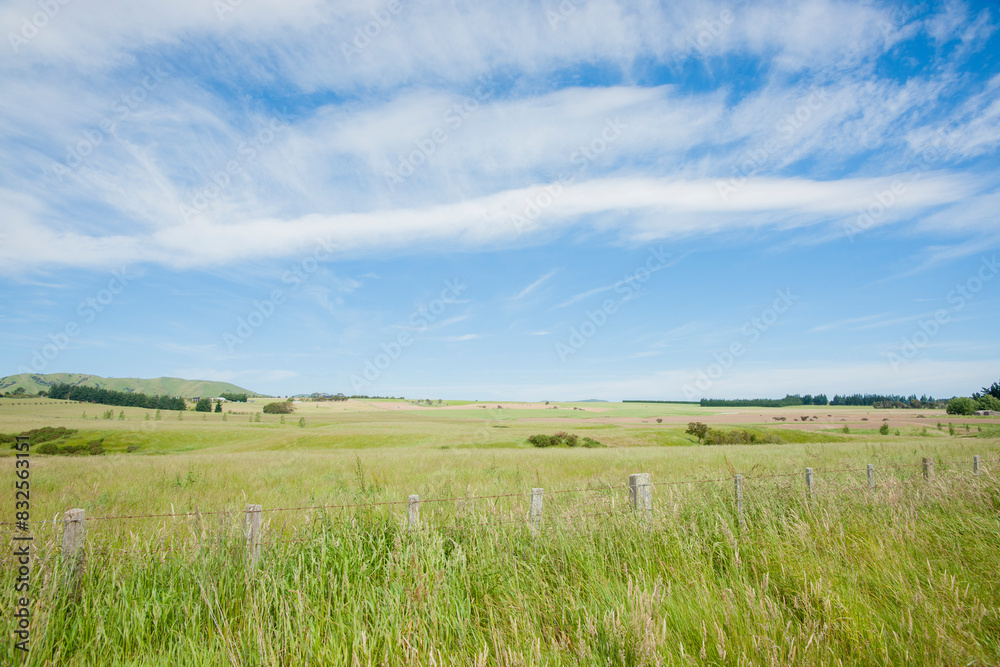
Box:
628, 473, 652, 522
408, 494, 420, 529
922, 458, 933, 481
62, 508, 85, 576
867, 463, 875, 489
734, 475, 744, 527
805, 467, 814, 498
245, 504, 262, 567
528, 488, 543, 533
973, 455, 981, 476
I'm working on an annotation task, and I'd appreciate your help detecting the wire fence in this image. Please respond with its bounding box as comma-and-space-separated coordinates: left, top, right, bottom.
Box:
3, 454, 997, 564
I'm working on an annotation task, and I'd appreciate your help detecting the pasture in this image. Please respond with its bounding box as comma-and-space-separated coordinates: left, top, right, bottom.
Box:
2, 397, 1000, 665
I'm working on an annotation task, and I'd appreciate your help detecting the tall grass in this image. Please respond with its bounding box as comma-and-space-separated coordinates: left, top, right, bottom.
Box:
4, 466, 999, 665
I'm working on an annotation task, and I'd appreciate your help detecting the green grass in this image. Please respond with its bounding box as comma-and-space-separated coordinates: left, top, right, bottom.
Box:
3, 398, 1000, 664
3, 466, 999, 665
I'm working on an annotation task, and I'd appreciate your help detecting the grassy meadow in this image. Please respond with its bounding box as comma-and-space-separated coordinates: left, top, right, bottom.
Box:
2, 397, 1000, 665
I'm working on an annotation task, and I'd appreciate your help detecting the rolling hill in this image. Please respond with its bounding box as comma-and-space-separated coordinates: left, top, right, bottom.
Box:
0, 373, 261, 399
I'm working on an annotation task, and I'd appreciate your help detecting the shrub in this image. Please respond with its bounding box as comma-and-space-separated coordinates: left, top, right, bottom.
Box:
263, 402, 294, 414
528, 433, 589, 448
946, 397, 977, 415
37, 443, 62, 455
656, 418, 663, 424
701, 428, 782, 445
88, 440, 105, 455
194, 398, 213, 412
528, 434, 555, 448
879, 422, 890, 435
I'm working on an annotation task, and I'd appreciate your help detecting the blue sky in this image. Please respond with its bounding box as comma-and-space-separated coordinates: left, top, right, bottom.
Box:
1, 0, 998, 400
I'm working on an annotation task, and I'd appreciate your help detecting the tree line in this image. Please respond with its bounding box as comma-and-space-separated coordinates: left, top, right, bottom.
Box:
700, 394, 829, 408
699, 393, 955, 409
47, 383, 186, 411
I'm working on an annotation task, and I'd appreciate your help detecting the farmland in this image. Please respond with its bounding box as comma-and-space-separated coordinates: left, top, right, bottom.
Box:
2, 397, 1000, 664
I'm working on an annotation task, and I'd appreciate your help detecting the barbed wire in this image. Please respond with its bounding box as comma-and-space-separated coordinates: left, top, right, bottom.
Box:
1, 455, 995, 528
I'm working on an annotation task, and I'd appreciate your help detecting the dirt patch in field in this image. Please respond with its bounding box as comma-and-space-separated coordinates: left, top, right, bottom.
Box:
508, 409, 1000, 429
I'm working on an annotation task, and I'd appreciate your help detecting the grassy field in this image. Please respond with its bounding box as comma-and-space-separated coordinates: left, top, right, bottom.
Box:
2, 397, 1000, 664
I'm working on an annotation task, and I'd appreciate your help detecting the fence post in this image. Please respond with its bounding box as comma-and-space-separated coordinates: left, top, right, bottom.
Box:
922, 458, 933, 481
628, 473, 652, 522
62, 508, 85, 576
528, 488, 543, 533
867, 463, 875, 489
408, 494, 420, 529
245, 504, 262, 567
973, 455, 981, 476
805, 467, 814, 498
734, 475, 744, 527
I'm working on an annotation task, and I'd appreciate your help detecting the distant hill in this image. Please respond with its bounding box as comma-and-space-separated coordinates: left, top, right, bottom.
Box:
0, 373, 261, 399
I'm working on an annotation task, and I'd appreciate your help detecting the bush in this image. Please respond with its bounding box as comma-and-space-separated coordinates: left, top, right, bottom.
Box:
37, 442, 62, 455
5, 427, 78, 449
527, 432, 590, 448
702, 428, 782, 445
194, 398, 213, 412
946, 397, 977, 415
263, 401, 295, 414
879, 422, 890, 435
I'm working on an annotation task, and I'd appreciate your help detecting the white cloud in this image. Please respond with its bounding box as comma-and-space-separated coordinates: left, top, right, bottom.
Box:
0, 172, 983, 273
512, 269, 558, 301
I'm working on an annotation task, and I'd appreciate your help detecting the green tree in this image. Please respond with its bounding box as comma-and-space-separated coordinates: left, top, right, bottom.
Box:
978, 381, 1000, 401
977, 395, 1000, 411
263, 401, 294, 414
214, 400, 222, 413
686, 422, 709, 444
946, 397, 976, 415
194, 397, 212, 412
879, 422, 890, 435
